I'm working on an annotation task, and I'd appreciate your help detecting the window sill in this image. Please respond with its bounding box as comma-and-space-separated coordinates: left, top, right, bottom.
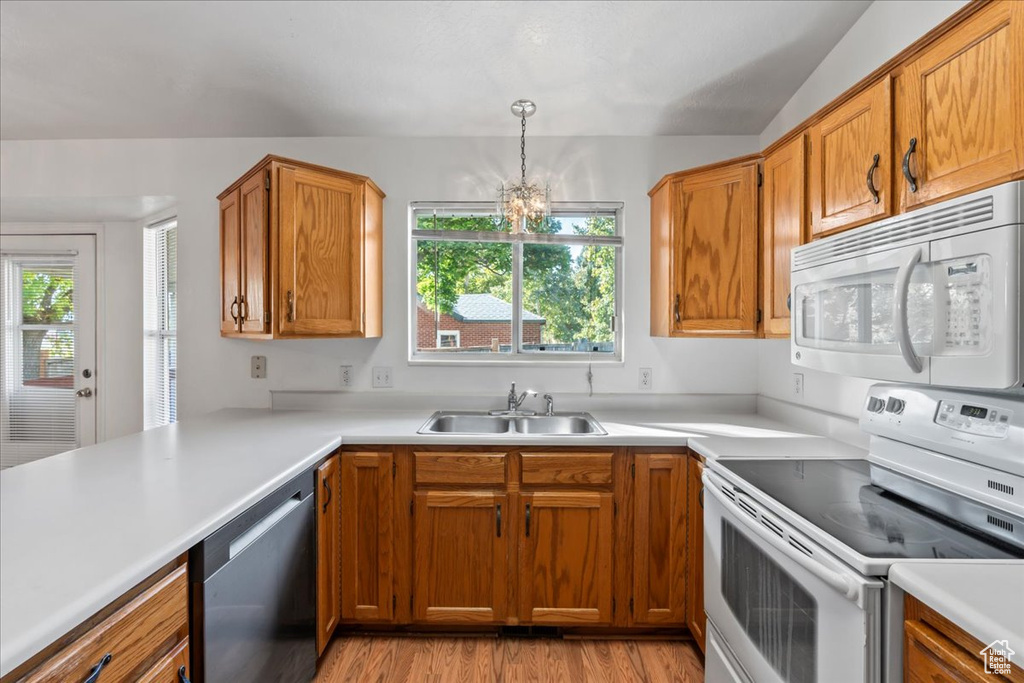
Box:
408, 354, 624, 367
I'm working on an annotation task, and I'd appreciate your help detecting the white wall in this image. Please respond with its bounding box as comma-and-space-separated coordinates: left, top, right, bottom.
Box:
756, 0, 967, 419
1, 135, 761, 420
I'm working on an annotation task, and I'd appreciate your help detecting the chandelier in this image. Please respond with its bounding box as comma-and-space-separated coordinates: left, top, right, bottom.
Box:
498, 99, 550, 230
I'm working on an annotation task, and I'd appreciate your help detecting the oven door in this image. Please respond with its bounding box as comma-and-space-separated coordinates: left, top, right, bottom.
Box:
704, 470, 883, 683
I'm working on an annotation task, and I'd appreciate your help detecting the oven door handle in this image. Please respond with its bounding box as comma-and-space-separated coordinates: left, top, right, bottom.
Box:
703, 472, 858, 602
894, 248, 924, 374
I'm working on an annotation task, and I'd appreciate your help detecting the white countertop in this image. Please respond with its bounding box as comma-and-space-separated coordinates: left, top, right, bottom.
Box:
890, 561, 1024, 650
0, 406, 852, 676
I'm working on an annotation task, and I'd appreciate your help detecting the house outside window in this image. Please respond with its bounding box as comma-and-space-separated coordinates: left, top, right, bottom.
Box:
143, 218, 176, 428
411, 202, 623, 363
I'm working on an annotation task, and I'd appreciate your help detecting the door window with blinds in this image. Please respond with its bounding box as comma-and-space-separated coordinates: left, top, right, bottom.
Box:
1, 234, 96, 468
410, 202, 623, 362
144, 219, 177, 428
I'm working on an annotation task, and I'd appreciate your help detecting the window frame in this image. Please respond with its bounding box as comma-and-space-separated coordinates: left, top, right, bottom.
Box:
143, 217, 177, 428
437, 330, 461, 348
409, 201, 625, 365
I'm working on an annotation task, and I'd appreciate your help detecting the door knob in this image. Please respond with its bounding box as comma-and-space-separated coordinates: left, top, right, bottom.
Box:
76, 388, 93, 398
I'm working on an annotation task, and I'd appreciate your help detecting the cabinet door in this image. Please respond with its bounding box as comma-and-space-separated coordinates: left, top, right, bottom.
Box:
810, 77, 893, 237
686, 458, 706, 652
316, 455, 340, 654
519, 491, 613, 625
671, 162, 759, 336
277, 165, 364, 336
219, 189, 241, 334
239, 171, 270, 334
897, 1, 1024, 211
632, 455, 687, 625
340, 452, 394, 621
413, 491, 507, 624
762, 136, 806, 338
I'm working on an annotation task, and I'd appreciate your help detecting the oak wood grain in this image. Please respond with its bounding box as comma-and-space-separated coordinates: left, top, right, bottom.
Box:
670, 160, 759, 336
896, 0, 1024, 212
520, 453, 613, 487
136, 638, 189, 683
685, 457, 706, 653
22, 566, 188, 683
317, 454, 341, 653
650, 178, 673, 337
341, 451, 395, 622
632, 454, 687, 626
413, 491, 508, 624
519, 492, 614, 626
414, 452, 506, 486
239, 170, 269, 334
219, 188, 241, 335
761, 134, 806, 338
809, 77, 893, 236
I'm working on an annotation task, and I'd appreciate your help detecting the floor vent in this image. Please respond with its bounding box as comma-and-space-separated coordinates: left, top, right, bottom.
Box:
988, 480, 1014, 496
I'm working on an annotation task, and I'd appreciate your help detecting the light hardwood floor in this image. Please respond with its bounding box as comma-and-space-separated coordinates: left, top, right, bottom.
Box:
315, 635, 704, 682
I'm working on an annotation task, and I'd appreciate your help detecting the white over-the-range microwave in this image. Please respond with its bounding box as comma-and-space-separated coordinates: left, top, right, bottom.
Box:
791, 180, 1024, 389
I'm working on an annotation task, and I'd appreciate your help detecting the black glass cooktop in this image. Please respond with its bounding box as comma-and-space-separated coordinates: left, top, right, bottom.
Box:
718, 459, 1023, 561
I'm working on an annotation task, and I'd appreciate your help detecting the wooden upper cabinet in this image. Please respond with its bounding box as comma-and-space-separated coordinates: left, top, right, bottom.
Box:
239, 172, 269, 334
217, 155, 384, 339
650, 157, 759, 338
685, 457, 706, 653
316, 454, 340, 654
632, 454, 687, 626
896, 0, 1024, 211
340, 452, 394, 622
413, 491, 508, 624
219, 189, 242, 335
761, 135, 806, 338
519, 491, 614, 625
809, 77, 893, 237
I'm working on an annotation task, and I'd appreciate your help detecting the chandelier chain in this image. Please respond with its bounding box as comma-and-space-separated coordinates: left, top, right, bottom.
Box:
520, 114, 527, 184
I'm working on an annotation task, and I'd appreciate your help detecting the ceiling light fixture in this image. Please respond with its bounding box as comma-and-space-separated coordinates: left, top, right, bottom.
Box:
498, 99, 550, 230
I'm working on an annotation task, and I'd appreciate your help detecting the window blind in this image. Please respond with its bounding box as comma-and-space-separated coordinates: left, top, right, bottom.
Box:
144, 219, 177, 429
0, 253, 79, 468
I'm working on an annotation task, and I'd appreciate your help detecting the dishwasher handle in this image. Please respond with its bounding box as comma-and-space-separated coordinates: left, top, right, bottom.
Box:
228, 495, 302, 559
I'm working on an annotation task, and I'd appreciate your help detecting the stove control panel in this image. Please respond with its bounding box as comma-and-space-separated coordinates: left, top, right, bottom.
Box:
935, 399, 1011, 438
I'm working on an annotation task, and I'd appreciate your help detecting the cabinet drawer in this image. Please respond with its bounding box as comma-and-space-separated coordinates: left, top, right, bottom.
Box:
520, 453, 613, 486
137, 639, 190, 683
23, 565, 188, 683
414, 452, 506, 486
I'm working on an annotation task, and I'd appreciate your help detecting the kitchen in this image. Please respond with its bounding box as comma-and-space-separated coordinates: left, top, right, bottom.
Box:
0, 1, 1021, 682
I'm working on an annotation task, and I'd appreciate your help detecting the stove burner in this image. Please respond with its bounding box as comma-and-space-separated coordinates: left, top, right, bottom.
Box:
822, 503, 942, 545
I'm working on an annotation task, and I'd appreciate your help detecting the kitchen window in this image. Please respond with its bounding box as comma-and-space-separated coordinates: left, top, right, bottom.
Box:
410, 202, 623, 362
143, 218, 176, 428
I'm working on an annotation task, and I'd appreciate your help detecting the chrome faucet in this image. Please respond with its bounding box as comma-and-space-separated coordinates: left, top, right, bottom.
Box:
543, 394, 555, 416
507, 382, 537, 412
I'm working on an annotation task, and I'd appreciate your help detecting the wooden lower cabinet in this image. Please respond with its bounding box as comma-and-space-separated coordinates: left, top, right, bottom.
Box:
413, 491, 508, 624
904, 593, 1023, 682
340, 451, 395, 622
316, 454, 341, 653
632, 454, 687, 625
685, 457, 706, 652
519, 491, 614, 626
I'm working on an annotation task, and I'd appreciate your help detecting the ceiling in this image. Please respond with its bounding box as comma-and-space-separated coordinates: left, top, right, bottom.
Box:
0, 0, 871, 140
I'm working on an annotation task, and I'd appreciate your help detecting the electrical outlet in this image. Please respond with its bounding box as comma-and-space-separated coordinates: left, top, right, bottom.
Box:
793, 372, 804, 400
251, 356, 267, 379
339, 365, 352, 387
372, 366, 392, 389
639, 367, 653, 390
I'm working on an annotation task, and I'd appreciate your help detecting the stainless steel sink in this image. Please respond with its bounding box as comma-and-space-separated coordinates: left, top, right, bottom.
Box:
418, 411, 606, 436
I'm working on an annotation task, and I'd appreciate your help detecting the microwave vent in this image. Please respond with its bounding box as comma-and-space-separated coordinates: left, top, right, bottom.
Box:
793, 194, 995, 270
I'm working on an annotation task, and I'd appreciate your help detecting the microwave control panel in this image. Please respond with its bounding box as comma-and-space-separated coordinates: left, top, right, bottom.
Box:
935, 399, 1011, 438
941, 255, 990, 352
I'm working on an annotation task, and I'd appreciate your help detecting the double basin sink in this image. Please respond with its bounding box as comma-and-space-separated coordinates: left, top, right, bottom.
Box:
419, 411, 607, 436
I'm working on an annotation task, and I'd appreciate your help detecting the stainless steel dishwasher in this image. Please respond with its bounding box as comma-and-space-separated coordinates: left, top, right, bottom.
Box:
190, 469, 316, 683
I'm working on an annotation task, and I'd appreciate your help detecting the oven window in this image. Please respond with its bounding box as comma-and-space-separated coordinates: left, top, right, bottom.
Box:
722, 519, 817, 683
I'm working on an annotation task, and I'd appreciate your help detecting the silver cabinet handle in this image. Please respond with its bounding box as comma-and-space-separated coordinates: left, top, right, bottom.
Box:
76, 388, 93, 398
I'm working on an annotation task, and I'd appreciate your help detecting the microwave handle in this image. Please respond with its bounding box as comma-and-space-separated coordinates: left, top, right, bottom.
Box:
894, 248, 924, 374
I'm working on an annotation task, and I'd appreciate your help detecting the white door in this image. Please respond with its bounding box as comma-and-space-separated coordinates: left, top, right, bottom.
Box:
0, 234, 97, 467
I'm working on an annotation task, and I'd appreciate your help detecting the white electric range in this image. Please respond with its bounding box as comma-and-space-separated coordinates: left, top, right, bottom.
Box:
704, 383, 1024, 683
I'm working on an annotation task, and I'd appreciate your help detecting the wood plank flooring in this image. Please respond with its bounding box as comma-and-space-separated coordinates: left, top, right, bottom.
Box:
315, 636, 704, 682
